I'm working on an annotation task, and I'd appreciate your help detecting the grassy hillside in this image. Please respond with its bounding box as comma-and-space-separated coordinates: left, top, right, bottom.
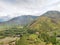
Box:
30, 11, 60, 35
30, 16, 59, 31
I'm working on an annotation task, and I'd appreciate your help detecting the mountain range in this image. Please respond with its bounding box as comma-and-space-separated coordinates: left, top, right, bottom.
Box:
0, 15, 38, 27
0, 11, 60, 31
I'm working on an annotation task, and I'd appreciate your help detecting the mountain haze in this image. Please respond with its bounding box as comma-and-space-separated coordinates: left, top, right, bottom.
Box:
0, 15, 38, 26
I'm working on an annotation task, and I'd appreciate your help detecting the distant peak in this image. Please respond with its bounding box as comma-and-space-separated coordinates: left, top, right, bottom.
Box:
45, 11, 60, 14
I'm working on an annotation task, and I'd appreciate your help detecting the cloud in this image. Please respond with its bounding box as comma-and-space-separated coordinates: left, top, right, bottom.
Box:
0, 0, 60, 17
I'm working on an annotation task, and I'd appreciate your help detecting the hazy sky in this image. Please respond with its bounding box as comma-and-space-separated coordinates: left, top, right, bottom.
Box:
0, 0, 60, 17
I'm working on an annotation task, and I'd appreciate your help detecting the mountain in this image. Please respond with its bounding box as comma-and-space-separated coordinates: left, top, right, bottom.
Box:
15, 11, 60, 45
6, 15, 38, 26
41, 11, 60, 21
0, 15, 38, 27
30, 11, 60, 32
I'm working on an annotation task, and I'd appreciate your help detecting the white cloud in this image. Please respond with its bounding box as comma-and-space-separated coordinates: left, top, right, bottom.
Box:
0, 0, 60, 17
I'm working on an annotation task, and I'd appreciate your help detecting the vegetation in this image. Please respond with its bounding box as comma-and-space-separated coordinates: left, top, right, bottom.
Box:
0, 25, 58, 45
0, 11, 60, 45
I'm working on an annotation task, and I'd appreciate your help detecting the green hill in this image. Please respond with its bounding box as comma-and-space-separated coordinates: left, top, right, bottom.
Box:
30, 11, 60, 32
29, 11, 60, 40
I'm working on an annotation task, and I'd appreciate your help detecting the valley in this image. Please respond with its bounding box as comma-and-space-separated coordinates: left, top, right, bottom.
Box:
0, 11, 60, 45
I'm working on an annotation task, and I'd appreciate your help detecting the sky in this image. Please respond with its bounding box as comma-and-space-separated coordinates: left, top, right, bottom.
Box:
0, 0, 60, 17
